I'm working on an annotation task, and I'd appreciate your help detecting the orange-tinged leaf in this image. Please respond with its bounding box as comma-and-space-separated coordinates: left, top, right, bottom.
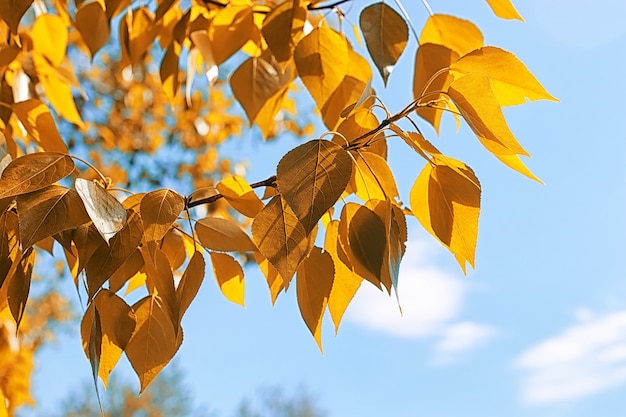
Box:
209, 251, 245, 306
262, 0, 306, 63
108, 248, 145, 293
413, 43, 459, 133
296, 246, 334, 350
7, 248, 34, 329
410, 160, 480, 269
76, 178, 127, 244
344, 204, 387, 287
448, 72, 528, 157
16, 185, 90, 249
294, 26, 349, 109
485, 0, 523, 20
209, 5, 254, 65
195, 217, 256, 252
351, 150, 399, 202
142, 248, 178, 324
420, 14, 483, 56
12, 99, 67, 153
81, 290, 136, 387
159, 41, 181, 103
127, 7, 157, 63
125, 294, 181, 393
0, 211, 19, 289
254, 251, 284, 305
230, 53, 293, 136
176, 251, 205, 318
31, 14, 68, 66
140, 189, 184, 242
251, 195, 309, 286
450, 46, 558, 106
189, 30, 218, 85
324, 220, 362, 333
75, 2, 110, 59
216, 175, 264, 218
277, 139, 353, 233
0, 0, 33, 33
0, 152, 74, 199
359, 2, 408, 85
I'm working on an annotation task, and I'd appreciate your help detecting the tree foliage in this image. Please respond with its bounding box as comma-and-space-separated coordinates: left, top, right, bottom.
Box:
0, 0, 555, 411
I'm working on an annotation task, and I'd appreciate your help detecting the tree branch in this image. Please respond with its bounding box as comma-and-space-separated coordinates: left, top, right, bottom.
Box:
186, 175, 277, 209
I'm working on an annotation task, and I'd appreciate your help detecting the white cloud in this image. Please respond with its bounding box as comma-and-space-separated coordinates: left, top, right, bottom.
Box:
345, 238, 494, 361
515, 310, 626, 405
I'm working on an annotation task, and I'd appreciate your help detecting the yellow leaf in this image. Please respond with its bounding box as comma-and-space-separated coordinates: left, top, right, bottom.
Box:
0, 152, 74, 199
209, 4, 254, 65
251, 195, 309, 286
410, 159, 480, 269
324, 220, 362, 333
420, 14, 483, 56
125, 294, 181, 393
176, 251, 205, 318
359, 2, 408, 85
0, 0, 33, 34
451, 46, 558, 106
350, 150, 399, 202
12, 99, 67, 153
127, 7, 157, 64
75, 2, 110, 59
189, 30, 218, 85
142, 248, 179, 324
159, 41, 181, 103
485, 0, 523, 21
296, 246, 334, 351
277, 139, 353, 233
195, 217, 256, 252
75, 178, 127, 244
216, 175, 264, 218
255, 251, 284, 304
413, 43, 459, 133
31, 14, 68, 66
210, 251, 245, 306
294, 26, 349, 110
160, 227, 187, 270
139, 188, 185, 242
6, 248, 34, 329
448, 72, 528, 157
261, 0, 307, 63
0, 211, 19, 289
124, 270, 147, 295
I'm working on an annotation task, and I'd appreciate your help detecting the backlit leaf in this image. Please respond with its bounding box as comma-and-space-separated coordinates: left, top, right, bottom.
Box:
81, 289, 136, 387
351, 150, 399, 202
127, 7, 157, 63
75, 2, 110, 59
16, 185, 90, 249
254, 251, 284, 305
0, 0, 33, 33
140, 188, 184, 242
76, 178, 127, 244
210, 251, 245, 306
450, 46, 558, 106
189, 31, 218, 85
108, 249, 145, 294
176, 251, 205, 318
485, 0, 523, 20
142, 248, 178, 325
125, 294, 181, 393
159, 41, 181, 103
12, 99, 67, 153
209, 4, 254, 65
324, 220, 362, 333
359, 2, 408, 85
31, 14, 68, 66
195, 217, 256, 252
262, 0, 306, 63
252, 195, 309, 286
7, 248, 34, 329
277, 139, 353, 233
296, 246, 334, 350
216, 175, 264, 218
294, 26, 349, 109
0, 211, 19, 289
420, 14, 483, 56
0, 152, 74, 199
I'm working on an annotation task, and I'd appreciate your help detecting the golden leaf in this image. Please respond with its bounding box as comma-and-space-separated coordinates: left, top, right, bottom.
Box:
75, 2, 110, 59
126, 7, 158, 64
251, 195, 309, 286
210, 251, 245, 306
277, 139, 353, 233
142, 248, 179, 324
12, 99, 67, 153
420, 14, 483, 56
189, 30, 218, 85
176, 251, 205, 318
0, 152, 74, 199
296, 246, 334, 350
261, 0, 307, 63
75, 178, 127, 244
7, 248, 34, 329
15, 185, 90, 249
0, 211, 19, 289
108, 249, 144, 294
350, 150, 399, 202
294, 26, 349, 110
195, 217, 256, 252
31, 14, 68, 66
359, 2, 408, 85
160, 227, 187, 270
254, 251, 284, 305
216, 175, 264, 218
0, 0, 33, 33
125, 294, 181, 393
485, 0, 523, 21
159, 41, 181, 103
209, 4, 255, 65
450, 46, 558, 106
139, 188, 184, 242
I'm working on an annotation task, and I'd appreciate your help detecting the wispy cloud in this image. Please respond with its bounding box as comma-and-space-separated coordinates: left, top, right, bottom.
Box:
345, 237, 495, 362
515, 310, 626, 405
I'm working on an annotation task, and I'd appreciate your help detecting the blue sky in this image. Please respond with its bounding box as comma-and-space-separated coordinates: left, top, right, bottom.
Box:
24, 0, 626, 416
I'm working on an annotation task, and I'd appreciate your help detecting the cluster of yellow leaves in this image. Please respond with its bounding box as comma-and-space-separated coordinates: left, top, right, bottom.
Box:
0, 0, 555, 399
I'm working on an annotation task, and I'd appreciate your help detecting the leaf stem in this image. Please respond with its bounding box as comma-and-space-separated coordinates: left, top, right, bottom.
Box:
186, 175, 276, 209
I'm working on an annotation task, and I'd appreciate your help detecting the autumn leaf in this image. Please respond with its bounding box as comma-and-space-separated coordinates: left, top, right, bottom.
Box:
359, 2, 408, 85
75, 2, 110, 59
159, 41, 181, 103
254, 251, 284, 305
142, 248, 179, 325
140, 188, 184, 242
262, 0, 307, 63
296, 247, 334, 350
485, 0, 523, 20
12, 99, 68, 153
0, 0, 34, 33
76, 178, 127, 244
216, 175, 264, 218
277, 139, 353, 233
0, 211, 19, 289
31, 14, 68, 67
210, 251, 245, 306
195, 217, 256, 252
420, 14, 483, 56
209, 4, 255, 65
0, 153, 74, 199
350, 150, 399, 202
176, 251, 205, 318
7, 248, 35, 329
